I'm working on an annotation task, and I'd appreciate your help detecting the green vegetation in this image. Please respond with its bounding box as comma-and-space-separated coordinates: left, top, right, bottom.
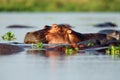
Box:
106, 45, 120, 58
31, 42, 43, 50
65, 46, 79, 55
87, 41, 94, 47
1, 31, 16, 41
0, 0, 120, 12
36, 42, 43, 49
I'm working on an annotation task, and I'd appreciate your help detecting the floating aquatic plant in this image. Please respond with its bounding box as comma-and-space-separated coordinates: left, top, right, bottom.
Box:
106, 45, 120, 58
31, 42, 43, 50
36, 42, 43, 49
1, 31, 16, 41
65, 46, 79, 56
87, 41, 94, 46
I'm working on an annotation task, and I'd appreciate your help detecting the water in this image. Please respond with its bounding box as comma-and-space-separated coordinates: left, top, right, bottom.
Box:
0, 12, 120, 80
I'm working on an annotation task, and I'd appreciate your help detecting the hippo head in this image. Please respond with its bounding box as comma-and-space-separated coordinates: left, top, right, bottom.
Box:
24, 24, 82, 44
107, 31, 120, 40
45, 24, 81, 44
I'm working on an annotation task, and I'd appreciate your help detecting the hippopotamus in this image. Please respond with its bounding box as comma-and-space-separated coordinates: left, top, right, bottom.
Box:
24, 24, 106, 44
24, 24, 120, 47
0, 43, 24, 55
7, 25, 34, 28
94, 22, 117, 27
25, 24, 120, 57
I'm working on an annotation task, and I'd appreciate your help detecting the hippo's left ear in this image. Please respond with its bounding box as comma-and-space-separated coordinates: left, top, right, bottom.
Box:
67, 30, 72, 34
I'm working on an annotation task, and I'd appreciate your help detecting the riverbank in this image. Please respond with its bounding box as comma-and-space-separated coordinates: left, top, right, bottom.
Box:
0, 0, 120, 12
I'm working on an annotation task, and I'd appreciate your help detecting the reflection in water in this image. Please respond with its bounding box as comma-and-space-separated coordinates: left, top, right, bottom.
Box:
27, 49, 66, 58
27, 48, 120, 61
27, 49, 67, 80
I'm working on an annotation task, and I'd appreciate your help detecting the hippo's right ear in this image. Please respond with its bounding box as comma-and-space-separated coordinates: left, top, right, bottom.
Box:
52, 24, 58, 28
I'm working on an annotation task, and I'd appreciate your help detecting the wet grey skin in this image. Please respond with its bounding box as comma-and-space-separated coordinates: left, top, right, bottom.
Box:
7, 25, 35, 28
0, 43, 24, 55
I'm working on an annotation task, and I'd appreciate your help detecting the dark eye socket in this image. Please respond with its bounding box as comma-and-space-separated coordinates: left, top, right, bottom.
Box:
54, 25, 57, 28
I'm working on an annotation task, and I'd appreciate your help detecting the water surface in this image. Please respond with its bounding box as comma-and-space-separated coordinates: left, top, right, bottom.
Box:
0, 13, 120, 80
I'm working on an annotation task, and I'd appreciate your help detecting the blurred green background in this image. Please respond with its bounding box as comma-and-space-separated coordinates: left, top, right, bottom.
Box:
0, 0, 120, 12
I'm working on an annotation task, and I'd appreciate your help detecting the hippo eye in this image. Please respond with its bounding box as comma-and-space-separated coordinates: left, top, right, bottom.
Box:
54, 26, 57, 28
52, 24, 58, 28
67, 30, 72, 34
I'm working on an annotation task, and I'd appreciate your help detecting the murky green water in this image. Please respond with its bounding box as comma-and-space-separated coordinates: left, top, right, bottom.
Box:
0, 13, 120, 80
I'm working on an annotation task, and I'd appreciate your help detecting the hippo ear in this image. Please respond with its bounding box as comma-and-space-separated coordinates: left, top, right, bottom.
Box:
44, 25, 51, 29
67, 30, 72, 34
52, 24, 58, 28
